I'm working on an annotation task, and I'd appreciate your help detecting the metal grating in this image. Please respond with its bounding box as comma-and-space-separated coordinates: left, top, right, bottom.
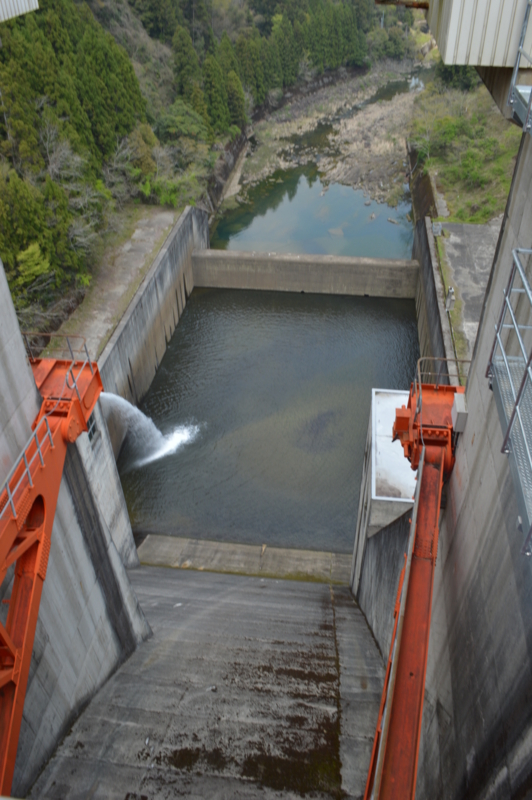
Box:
487, 248, 532, 555
492, 357, 532, 552
508, 0, 532, 133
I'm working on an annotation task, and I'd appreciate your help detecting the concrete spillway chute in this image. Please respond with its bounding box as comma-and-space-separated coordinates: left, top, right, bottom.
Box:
0, 336, 102, 796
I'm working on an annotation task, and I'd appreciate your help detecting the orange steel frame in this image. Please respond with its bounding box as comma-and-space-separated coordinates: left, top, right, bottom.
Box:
0, 355, 102, 795
364, 381, 464, 800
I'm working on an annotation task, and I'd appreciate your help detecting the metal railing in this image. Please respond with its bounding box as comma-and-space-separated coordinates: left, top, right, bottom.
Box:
411, 357, 471, 438
508, 0, 532, 133
0, 418, 55, 524
22, 332, 94, 408
487, 248, 532, 555
0, 334, 94, 526
364, 447, 425, 800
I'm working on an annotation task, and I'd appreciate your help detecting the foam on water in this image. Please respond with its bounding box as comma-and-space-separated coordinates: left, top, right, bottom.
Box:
135, 425, 200, 468
100, 393, 200, 472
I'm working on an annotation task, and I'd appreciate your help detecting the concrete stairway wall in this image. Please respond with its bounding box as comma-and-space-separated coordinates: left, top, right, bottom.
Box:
0, 263, 151, 797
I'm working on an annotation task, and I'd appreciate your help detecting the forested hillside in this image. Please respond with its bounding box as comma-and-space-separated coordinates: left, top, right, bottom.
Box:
0, 0, 413, 323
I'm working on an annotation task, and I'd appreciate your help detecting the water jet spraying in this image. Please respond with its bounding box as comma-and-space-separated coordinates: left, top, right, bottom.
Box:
100, 393, 199, 471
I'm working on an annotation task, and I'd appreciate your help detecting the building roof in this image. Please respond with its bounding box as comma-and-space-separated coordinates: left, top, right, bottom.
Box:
0, 0, 38, 23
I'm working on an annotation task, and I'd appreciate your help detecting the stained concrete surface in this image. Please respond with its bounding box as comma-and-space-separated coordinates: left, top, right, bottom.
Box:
56, 207, 178, 360
192, 249, 419, 299
441, 217, 502, 358
138, 534, 352, 584
29, 567, 384, 799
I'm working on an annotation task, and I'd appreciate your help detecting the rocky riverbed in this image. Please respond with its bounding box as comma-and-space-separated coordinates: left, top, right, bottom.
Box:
231, 60, 430, 208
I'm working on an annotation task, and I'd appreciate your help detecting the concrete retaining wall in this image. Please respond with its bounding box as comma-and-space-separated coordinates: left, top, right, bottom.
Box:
356, 510, 411, 658
417, 130, 532, 799
192, 249, 419, 298
413, 217, 456, 376
99, 206, 209, 404
411, 132, 532, 799
0, 262, 151, 796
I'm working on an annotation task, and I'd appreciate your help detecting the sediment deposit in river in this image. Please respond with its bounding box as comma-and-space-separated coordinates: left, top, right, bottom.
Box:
237, 61, 429, 206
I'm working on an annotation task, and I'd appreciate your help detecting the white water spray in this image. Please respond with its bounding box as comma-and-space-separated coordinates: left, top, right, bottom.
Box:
100, 393, 200, 471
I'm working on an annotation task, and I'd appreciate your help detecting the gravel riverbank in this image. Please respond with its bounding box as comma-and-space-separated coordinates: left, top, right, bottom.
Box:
235, 60, 429, 206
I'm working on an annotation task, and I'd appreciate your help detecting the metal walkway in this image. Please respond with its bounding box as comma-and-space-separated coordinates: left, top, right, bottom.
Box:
487, 249, 532, 555
508, 0, 532, 132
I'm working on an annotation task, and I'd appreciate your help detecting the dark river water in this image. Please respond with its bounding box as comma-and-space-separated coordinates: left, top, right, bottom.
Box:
120, 289, 419, 553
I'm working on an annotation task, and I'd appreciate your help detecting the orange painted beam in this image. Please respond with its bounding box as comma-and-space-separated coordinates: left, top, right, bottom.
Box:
365, 381, 463, 800
0, 357, 102, 795
364, 558, 406, 798
378, 446, 444, 799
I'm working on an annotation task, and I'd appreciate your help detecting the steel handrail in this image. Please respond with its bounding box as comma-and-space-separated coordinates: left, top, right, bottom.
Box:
364, 447, 425, 800
412, 357, 471, 441
0, 418, 55, 523
1, 335, 95, 526
508, 0, 532, 131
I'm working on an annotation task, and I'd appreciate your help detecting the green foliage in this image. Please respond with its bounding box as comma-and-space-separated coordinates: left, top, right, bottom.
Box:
0, 170, 84, 301
203, 55, 231, 132
129, 123, 158, 176
14, 243, 51, 288
179, 0, 211, 50
226, 70, 247, 129
217, 31, 239, 76
236, 33, 266, 103
367, 22, 407, 61
0, 0, 144, 312
435, 61, 480, 92
260, 36, 283, 90
127, 0, 183, 42
173, 25, 201, 98
410, 84, 522, 223
155, 99, 209, 142
0, 0, 144, 170
272, 15, 299, 86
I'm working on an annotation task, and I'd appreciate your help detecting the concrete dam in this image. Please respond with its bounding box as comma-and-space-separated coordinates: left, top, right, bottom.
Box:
3, 133, 532, 800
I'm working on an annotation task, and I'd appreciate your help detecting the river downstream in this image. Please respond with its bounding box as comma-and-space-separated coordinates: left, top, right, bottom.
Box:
118, 68, 424, 553
211, 64, 431, 255
211, 166, 413, 259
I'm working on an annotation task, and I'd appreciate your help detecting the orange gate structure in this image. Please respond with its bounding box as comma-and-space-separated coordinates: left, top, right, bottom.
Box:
364, 362, 466, 800
0, 339, 102, 795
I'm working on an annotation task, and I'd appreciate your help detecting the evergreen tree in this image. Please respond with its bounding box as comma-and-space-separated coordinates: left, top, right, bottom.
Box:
308, 7, 326, 72
226, 70, 247, 129
218, 31, 239, 77
435, 62, 480, 91
172, 25, 201, 99
260, 37, 282, 91
189, 83, 212, 132
179, 0, 210, 49
0, 0, 144, 170
127, 0, 183, 42
235, 34, 265, 105
273, 15, 299, 86
202, 55, 230, 132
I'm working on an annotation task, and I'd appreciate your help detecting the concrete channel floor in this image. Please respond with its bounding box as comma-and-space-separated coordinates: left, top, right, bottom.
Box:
441, 217, 502, 359
29, 567, 384, 800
